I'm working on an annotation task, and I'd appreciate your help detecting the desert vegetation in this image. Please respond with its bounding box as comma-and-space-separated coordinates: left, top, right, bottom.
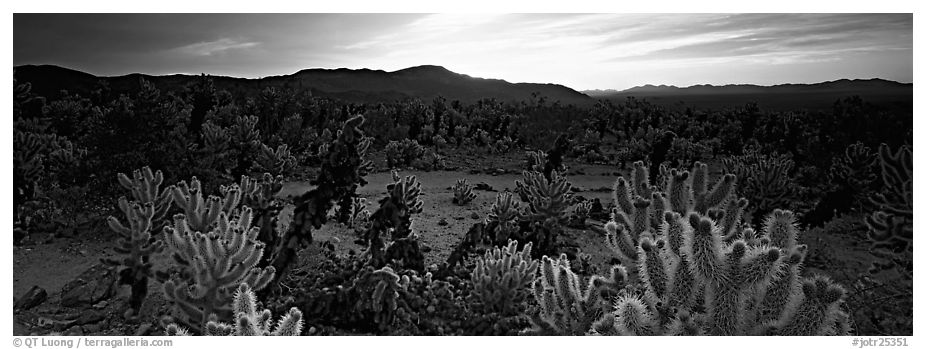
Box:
12, 74, 912, 337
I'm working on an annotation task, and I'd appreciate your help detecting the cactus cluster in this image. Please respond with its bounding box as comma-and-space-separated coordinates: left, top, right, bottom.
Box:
523, 254, 626, 335
162, 192, 276, 332
470, 241, 539, 314
166, 283, 303, 336
385, 139, 425, 168
865, 143, 912, 277
722, 147, 796, 222
238, 173, 284, 266
515, 170, 573, 223
271, 115, 371, 285
103, 167, 173, 312
365, 171, 425, 268
252, 143, 297, 176
596, 161, 851, 336
572, 200, 592, 227
486, 192, 522, 245
452, 178, 477, 205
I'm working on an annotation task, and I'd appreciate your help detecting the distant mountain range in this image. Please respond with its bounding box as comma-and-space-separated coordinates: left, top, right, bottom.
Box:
584, 79, 912, 110
13, 64, 594, 106
13, 64, 912, 111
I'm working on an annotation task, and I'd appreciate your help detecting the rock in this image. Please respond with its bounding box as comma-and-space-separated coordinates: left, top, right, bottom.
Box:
437, 218, 449, 226
473, 183, 494, 191
135, 323, 153, 336
82, 323, 103, 333
65, 326, 84, 336
93, 301, 109, 309
76, 310, 106, 325
15, 286, 48, 311
470, 212, 480, 220
37, 316, 77, 331
60, 264, 119, 308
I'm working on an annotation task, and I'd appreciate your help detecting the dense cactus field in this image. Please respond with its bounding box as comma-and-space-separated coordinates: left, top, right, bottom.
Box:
12, 76, 912, 336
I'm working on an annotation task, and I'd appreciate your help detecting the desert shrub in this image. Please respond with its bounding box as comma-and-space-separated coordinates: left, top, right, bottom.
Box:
385, 139, 425, 168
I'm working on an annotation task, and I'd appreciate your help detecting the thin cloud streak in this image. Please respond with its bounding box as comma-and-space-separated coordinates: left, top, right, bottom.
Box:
172, 38, 260, 56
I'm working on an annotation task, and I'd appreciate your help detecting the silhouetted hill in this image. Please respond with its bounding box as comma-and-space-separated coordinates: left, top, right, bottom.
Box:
585, 79, 913, 111
13, 64, 595, 106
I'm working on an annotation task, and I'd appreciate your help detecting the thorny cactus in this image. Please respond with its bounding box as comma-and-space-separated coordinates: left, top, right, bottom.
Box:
523, 254, 626, 335
606, 161, 738, 269
238, 173, 284, 267
344, 197, 372, 233
335, 136, 373, 225
486, 192, 522, 245
516, 170, 573, 223
270, 115, 370, 286
365, 171, 424, 269
722, 148, 796, 223
827, 142, 878, 211
162, 206, 275, 333
165, 283, 303, 336
353, 266, 410, 330
596, 161, 850, 336
102, 167, 174, 313
103, 198, 164, 313
865, 143, 912, 278
13, 129, 84, 233
171, 177, 241, 232
116, 167, 173, 231
471, 240, 539, 314
385, 139, 425, 168
252, 143, 296, 177
572, 200, 592, 227
452, 178, 477, 205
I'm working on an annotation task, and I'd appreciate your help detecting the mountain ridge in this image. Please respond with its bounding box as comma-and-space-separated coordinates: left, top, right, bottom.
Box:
13, 64, 594, 106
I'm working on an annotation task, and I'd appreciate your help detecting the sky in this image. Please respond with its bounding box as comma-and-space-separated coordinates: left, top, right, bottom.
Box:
13, 13, 913, 91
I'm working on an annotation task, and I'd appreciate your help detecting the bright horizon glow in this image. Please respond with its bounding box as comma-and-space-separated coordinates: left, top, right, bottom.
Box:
14, 13, 913, 91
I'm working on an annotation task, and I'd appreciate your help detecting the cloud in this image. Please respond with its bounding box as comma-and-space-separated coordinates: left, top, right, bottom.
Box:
172, 38, 259, 56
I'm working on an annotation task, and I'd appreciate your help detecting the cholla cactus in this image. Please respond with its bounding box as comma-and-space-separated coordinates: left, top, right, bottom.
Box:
452, 178, 477, 205
523, 254, 626, 335
170, 177, 241, 232
238, 173, 284, 266
486, 192, 522, 245
606, 161, 737, 268
162, 206, 275, 333
166, 283, 303, 336
270, 116, 370, 285
345, 197, 372, 232
573, 200, 592, 227
252, 143, 296, 176
525, 150, 547, 172
596, 161, 850, 336
353, 266, 410, 330
365, 171, 424, 268
385, 139, 425, 168
722, 148, 795, 222
471, 240, 539, 314
865, 143, 912, 278
103, 198, 164, 313
103, 167, 174, 313
116, 167, 173, 230
516, 170, 573, 222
